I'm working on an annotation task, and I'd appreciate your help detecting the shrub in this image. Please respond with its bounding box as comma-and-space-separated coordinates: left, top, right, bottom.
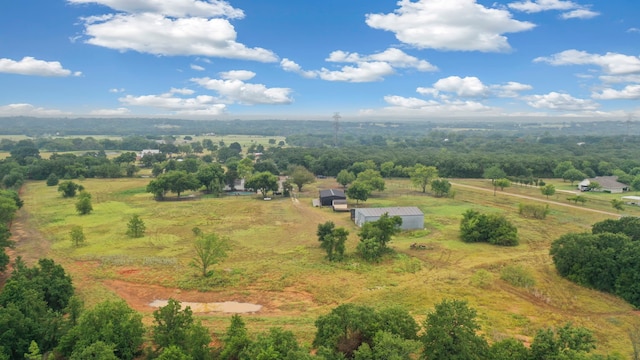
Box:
518, 203, 550, 219
460, 210, 519, 246
46, 173, 59, 186
470, 269, 493, 288
500, 264, 535, 288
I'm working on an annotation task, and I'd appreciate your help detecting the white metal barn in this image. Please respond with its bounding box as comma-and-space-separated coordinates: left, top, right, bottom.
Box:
354, 207, 424, 230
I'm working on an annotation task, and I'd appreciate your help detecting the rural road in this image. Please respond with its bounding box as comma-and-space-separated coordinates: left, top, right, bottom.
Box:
450, 182, 622, 218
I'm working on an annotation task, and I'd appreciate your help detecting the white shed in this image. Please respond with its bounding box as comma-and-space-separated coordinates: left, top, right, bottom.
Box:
354, 207, 424, 230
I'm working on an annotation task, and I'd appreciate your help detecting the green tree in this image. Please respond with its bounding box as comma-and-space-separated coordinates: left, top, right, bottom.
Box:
356, 169, 385, 192
336, 169, 356, 189
70, 226, 85, 247
220, 315, 251, 360
317, 222, 349, 261
354, 331, 420, 360
357, 213, 402, 262
495, 178, 511, 191
164, 170, 201, 198
245, 171, 279, 197
24, 341, 41, 360
237, 157, 254, 180
0, 196, 18, 225
313, 304, 380, 358
191, 232, 230, 277
541, 184, 556, 198
553, 161, 575, 178
346, 181, 372, 206
58, 181, 83, 198
483, 165, 506, 184
126, 215, 146, 238
69, 341, 118, 360
196, 163, 225, 195
147, 175, 169, 200
460, 210, 519, 246
152, 299, 212, 360
430, 178, 451, 197
489, 338, 529, 360
289, 165, 315, 191
529, 323, 596, 359
409, 164, 438, 193
75, 191, 93, 215
58, 300, 144, 360
563, 168, 587, 185
421, 299, 489, 360
240, 327, 302, 360
46, 173, 59, 186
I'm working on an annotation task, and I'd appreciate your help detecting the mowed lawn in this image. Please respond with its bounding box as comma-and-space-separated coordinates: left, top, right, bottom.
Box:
13, 177, 640, 355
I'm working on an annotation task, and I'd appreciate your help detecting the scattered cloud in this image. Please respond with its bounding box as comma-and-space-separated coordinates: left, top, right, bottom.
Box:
525, 91, 599, 111
628, 28, 640, 33
0, 103, 70, 116
71, 0, 277, 62
119, 89, 226, 115
282, 48, 435, 82
365, 0, 535, 52
508, 0, 599, 19
535, 50, 640, 75
192, 72, 293, 105
67, 0, 245, 18
417, 76, 531, 98
190, 64, 205, 71
280, 59, 317, 79
89, 107, 131, 115
561, 9, 599, 19
109, 88, 125, 93
0, 56, 81, 77
593, 85, 640, 100
600, 74, 640, 84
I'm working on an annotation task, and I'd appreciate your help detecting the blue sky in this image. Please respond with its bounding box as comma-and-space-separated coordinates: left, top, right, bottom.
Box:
1, 0, 639, 121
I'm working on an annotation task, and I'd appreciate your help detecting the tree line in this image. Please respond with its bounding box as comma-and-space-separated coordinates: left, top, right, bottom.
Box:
0, 257, 617, 359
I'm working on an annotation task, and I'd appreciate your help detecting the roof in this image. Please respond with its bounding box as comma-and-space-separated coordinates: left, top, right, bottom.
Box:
586, 176, 628, 190
622, 196, 640, 201
356, 207, 423, 217
332, 199, 347, 205
319, 189, 345, 198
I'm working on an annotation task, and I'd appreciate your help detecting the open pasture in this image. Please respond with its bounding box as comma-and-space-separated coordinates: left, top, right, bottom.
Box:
11, 176, 640, 355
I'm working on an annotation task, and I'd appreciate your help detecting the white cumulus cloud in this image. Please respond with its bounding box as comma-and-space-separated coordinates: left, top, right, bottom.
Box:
525, 92, 599, 111
593, 85, 640, 100
67, 0, 245, 18
0, 57, 81, 77
508, 0, 599, 19
327, 48, 437, 72
89, 107, 131, 116
0, 103, 70, 116
192, 75, 293, 105
365, 0, 535, 52
535, 50, 640, 75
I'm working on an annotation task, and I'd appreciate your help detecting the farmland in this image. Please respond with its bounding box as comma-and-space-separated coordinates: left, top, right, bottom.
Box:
10, 174, 640, 356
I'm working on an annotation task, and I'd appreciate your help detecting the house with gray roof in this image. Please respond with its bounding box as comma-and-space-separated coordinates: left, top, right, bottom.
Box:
578, 176, 629, 193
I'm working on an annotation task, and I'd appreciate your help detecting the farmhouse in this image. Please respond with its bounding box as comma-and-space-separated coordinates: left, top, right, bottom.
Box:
319, 189, 346, 206
578, 176, 629, 193
354, 207, 424, 230
138, 149, 160, 158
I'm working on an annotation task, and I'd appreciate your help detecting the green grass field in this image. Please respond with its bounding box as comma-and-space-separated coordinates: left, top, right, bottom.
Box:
12, 176, 640, 355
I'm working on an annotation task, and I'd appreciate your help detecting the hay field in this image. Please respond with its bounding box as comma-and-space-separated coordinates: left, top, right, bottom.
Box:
11, 177, 640, 355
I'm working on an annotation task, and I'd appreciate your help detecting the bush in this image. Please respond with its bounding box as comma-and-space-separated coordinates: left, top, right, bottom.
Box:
46, 173, 59, 186
470, 269, 493, 288
518, 203, 549, 219
460, 210, 519, 246
500, 264, 535, 288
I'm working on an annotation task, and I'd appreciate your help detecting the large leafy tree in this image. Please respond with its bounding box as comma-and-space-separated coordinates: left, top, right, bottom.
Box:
421, 299, 489, 360
409, 164, 438, 193
289, 165, 315, 192
245, 171, 279, 197
346, 181, 372, 205
430, 178, 451, 197
152, 299, 212, 360
58, 300, 144, 360
58, 181, 83, 198
313, 304, 381, 358
75, 191, 93, 215
356, 169, 385, 192
191, 231, 230, 277
165, 170, 201, 198
196, 163, 225, 194
219, 315, 251, 360
336, 169, 356, 189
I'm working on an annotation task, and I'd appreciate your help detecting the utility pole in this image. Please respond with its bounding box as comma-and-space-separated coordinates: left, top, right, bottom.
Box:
333, 112, 341, 147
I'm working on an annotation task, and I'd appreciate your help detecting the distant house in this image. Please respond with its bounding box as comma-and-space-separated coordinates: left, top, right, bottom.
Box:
319, 189, 346, 206
354, 207, 424, 230
139, 149, 160, 159
578, 176, 629, 193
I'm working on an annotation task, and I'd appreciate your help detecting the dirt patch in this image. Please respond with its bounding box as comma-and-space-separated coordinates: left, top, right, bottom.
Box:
150, 299, 262, 314
102, 279, 316, 316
